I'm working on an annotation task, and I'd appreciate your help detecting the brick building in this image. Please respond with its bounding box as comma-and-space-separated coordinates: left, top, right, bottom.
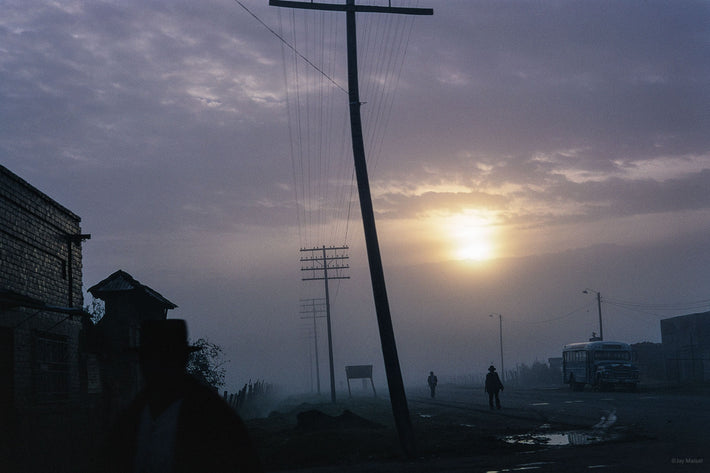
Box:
0, 164, 92, 470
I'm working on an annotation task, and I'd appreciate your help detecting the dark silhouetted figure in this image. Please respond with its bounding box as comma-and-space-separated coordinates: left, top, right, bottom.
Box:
485, 365, 504, 410
427, 371, 438, 398
99, 319, 262, 473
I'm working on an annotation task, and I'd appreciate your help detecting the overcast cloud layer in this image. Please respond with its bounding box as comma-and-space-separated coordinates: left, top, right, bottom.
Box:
2, 0, 709, 391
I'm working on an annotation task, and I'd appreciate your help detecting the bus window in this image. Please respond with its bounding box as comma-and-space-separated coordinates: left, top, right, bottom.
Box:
593, 351, 630, 361
564, 351, 587, 362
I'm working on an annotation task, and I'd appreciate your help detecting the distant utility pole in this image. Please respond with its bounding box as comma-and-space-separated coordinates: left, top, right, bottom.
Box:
300, 298, 326, 394
583, 289, 603, 341
489, 313, 505, 383
271, 0, 432, 458
300, 246, 350, 403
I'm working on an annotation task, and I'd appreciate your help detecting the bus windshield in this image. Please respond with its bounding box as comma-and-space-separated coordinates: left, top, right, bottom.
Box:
593, 350, 630, 361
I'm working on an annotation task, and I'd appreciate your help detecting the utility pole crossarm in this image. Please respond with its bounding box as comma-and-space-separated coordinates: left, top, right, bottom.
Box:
269, 0, 432, 15
300, 246, 349, 252
301, 260, 350, 264
301, 254, 349, 259
301, 265, 350, 270
301, 246, 350, 280
302, 276, 350, 281
300, 301, 326, 312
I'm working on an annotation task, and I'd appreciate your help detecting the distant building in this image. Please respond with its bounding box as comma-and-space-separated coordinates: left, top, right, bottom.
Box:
88, 269, 177, 413
0, 165, 91, 469
661, 312, 710, 384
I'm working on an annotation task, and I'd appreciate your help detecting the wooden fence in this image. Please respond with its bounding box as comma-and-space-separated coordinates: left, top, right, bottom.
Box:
223, 380, 272, 418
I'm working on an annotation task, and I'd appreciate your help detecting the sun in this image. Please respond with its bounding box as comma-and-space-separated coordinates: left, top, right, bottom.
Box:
442, 211, 497, 262
456, 240, 494, 262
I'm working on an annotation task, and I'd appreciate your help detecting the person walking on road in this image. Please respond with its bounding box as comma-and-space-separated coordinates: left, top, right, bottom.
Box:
427, 371, 438, 398
485, 365, 504, 410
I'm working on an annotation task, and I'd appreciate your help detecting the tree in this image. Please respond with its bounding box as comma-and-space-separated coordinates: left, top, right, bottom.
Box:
84, 296, 105, 324
187, 338, 228, 390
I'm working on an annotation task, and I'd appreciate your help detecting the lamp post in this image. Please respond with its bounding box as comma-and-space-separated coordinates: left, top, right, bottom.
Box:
583, 289, 603, 341
489, 313, 504, 382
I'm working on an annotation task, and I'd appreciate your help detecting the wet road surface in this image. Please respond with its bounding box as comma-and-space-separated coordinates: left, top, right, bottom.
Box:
263, 384, 708, 472
408, 384, 709, 472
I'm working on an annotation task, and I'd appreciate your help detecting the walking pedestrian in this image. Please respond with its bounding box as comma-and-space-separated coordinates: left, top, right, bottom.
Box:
485, 365, 504, 410
427, 371, 438, 398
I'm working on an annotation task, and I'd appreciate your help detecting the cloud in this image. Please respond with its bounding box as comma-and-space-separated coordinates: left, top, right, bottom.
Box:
1, 0, 709, 390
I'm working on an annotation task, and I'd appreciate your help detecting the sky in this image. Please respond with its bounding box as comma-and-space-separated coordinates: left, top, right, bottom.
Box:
2, 0, 709, 394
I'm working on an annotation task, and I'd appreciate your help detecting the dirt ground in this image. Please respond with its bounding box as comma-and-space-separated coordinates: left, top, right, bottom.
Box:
246, 392, 667, 473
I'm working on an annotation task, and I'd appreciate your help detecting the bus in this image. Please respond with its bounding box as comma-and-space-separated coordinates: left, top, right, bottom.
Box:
562, 341, 639, 391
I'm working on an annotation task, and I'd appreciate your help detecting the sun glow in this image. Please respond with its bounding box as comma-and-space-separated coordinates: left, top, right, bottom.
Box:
456, 240, 494, 261
443, 212, 498, 262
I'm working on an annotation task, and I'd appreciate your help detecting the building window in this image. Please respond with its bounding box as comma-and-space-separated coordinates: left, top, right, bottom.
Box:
34, 331, 70, 403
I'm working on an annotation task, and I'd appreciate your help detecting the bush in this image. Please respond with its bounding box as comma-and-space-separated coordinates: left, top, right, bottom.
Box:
187, 338, 227, 390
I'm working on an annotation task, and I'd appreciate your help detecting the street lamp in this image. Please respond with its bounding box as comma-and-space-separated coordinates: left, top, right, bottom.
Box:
583, 289, 603, 341
489, 313, 505, 382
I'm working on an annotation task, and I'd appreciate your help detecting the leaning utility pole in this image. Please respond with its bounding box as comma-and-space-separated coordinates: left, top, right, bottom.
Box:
271, 0, 432, 458
300, 298, 326, 394
300, 246, 350, 402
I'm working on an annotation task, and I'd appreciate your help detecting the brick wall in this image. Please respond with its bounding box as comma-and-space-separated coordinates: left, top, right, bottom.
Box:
0, 165, 87, 408
0, 165, 83, 307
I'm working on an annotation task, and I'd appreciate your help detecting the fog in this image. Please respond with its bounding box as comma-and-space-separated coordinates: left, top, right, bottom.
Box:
104, 228, 710, 395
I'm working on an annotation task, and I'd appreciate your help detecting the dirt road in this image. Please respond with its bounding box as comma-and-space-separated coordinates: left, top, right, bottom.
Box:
252, 384, 708, 472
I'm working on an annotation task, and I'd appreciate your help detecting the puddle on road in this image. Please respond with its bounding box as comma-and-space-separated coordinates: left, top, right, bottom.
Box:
503, 410, 619, 447
502, 430, 618, 447
486, 461, 612, 472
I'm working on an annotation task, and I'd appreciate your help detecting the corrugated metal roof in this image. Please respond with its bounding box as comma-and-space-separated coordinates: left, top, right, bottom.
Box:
88, 270, 177, 309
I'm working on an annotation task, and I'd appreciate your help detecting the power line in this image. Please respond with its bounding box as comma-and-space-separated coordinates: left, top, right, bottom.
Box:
270, 1, 420, 252
235, 0, 348, 94
516, 302, 595, 326
603, 296, 710, 313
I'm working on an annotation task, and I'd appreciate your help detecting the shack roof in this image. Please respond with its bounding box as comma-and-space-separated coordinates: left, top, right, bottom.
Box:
88, 270, 177, 309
